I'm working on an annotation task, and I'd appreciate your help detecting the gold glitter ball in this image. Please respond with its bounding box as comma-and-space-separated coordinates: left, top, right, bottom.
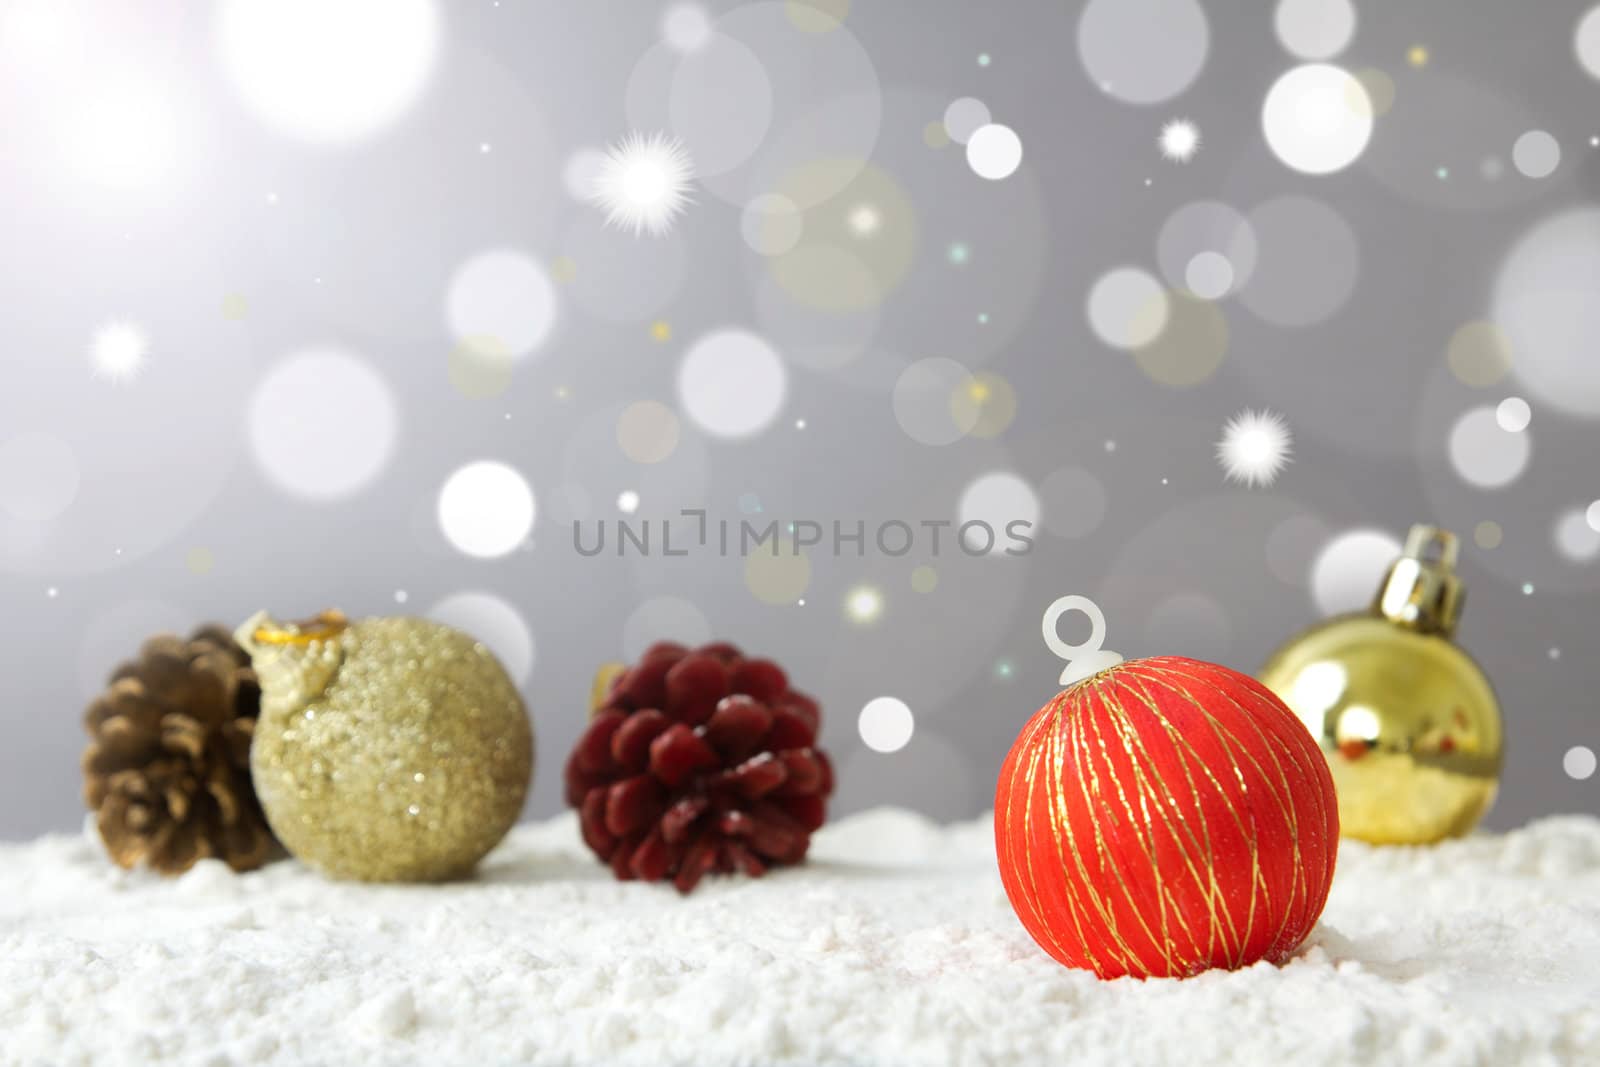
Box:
241, 611, 534, 882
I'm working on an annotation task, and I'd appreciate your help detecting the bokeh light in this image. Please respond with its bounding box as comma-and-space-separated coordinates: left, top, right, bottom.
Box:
1238, 196, 1359, 327
745, 541, 812, 604
846, 585, 884, 623
858, 696, 914, 753
950, 372, 1017, 438
66, 75, 178, 189
1157, 200, 1257, 299
1447, 322, 1512, 387
248, 350, 397, 501
1588, 500, 1600, 533
1262, 64, 1372, 175
437, 461, 536, 559
1492, 208, 1600, 418
427, 592, 536, 686
1274, 0, 1356, 60
447, 337, 514, 400
215, 0, 439, 143
1554, 508, 1600, 562
892, 358, 978, 446
1511, 130, 1560, 178
910, 565, 939, 593
1086, 267, 1169, 350
966, 123, 1023, 180
1078, 0, 1209, 104
1579, 7, 1600, 79
1448, 406, 1530, 489
766, 160, 917, 311
445, 250, 558, 360
617, 400, 682, 464
1311, 528, 1401, 614
677, 329, 787, 439
1565, 745, 1597, 781
1474, 520, 1503, 549
957, 471, 1039, 556
661, 2, 713, 52
942, 97, 991, 145
1495, 397, 1532, 433
1131, 293, 1228, 387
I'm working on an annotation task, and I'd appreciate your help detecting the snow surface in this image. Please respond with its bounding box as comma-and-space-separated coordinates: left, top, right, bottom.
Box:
2, 809, 1597, 1066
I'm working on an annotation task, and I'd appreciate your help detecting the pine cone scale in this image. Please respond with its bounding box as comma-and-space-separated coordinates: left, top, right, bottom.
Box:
82, 625, 279, 875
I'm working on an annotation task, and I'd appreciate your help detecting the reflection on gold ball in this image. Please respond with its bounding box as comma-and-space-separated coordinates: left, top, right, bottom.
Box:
245, 613, 534, 882
1261, 616, 1501, 845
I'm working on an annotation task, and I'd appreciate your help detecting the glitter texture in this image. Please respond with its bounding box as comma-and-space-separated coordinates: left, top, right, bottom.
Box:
242, 613, 534, 882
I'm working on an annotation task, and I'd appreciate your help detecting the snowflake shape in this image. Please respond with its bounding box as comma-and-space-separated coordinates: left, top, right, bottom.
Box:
589, 132, 694, 237
1216, 409, 1293, 487
90, 323, 149, 384
1159, 119, 1201, 163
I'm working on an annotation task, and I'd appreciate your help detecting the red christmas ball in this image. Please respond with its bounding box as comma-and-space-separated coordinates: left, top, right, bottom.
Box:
994, 656, 1339, 979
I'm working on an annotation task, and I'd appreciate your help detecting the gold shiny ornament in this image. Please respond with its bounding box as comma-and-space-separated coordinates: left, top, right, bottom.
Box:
240, 611, 534, 882
1260, 526, 1503, 845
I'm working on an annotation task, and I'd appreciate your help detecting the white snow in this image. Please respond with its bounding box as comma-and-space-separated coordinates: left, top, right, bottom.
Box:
2, 809, 1597, 1065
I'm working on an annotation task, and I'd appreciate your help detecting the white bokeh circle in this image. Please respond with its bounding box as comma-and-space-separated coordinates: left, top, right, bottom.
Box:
1448, 406, 1530, 489
0, 432, 80, 522
957, 471, 1040, 556
1311, 528, 1401, 615
1579, 7, 1600, 79
437, 461, 536, 559
1512, 130, 1561, 179
1274, 0, 1356, 60
1588, 499, 1600, 533
966, 123, 1022, 180
892, 358, 978, 446
1087, 267, 1169, 349
427, 591, 536, 686
1185, 252, 1235, 300
215, 0, 439, 144
942, 97, 991, 144
1566, 745, 1597, 780
677, 329, 788, 439
1554, 508, 1600, 562
247, 349, 398, 501
1492, 208, 1600, 418
445, 250, 558, 360
661, 3, 713, 52
858, 696, 914, 754
1078, 0, 1209, 104
1238, 196, 1359, 328
1496, 397, 1532, 433
1262, 63, 1373, 175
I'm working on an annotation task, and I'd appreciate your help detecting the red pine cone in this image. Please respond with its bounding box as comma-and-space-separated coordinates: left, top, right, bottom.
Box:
566, 641, 833, 893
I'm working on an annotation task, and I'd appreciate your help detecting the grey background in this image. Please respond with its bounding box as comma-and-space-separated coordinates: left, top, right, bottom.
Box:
1, 0, 1596, 839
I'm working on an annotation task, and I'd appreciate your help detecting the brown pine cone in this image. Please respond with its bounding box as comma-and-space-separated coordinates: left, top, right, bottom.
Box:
82, 625, 278, 875
566, 641, 834, 893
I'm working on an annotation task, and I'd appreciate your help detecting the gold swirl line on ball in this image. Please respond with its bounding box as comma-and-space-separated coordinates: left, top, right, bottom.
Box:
1101, 690, 1215, 967
1062, 688, 1144, 975
1136, 665, 1270, 967
1013, 696, 1077, 966
1019, 694, 1086, 968
1115, 671, 1243, 967
1186, 668, 1312, 954
1047, 697, 1114, 974
1080, 690, 1182, 976
1142, 661, 1307, 961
